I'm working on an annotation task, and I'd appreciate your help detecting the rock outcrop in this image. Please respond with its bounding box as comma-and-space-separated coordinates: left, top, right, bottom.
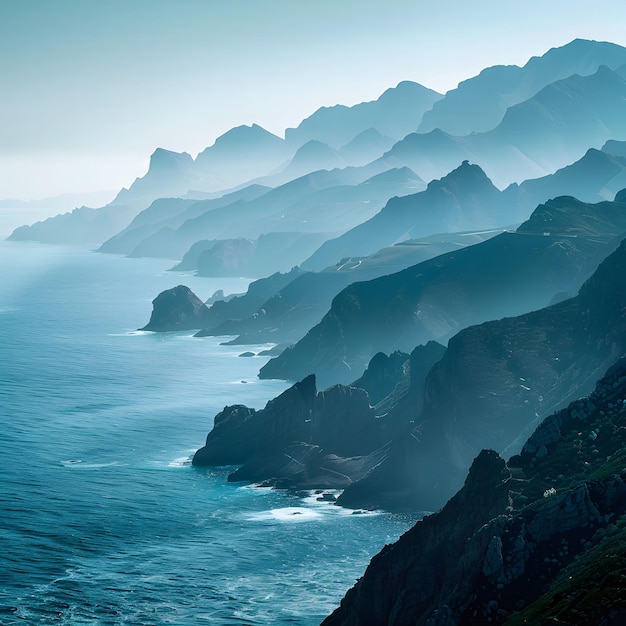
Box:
336, 237, 626, 512
140, 285, 212, 332
192, 375, 384, 489
323, 357, 626, 625
192, 342, 446, 491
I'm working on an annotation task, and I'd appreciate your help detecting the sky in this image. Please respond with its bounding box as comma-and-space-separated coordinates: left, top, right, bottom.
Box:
2, 0, 626, 203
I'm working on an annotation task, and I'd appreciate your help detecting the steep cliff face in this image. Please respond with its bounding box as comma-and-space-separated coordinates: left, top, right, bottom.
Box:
192, 342, 446, 491
337, 238, 626, 512
192, 375, 385, 489
140, 285, 212, 332
323, 358, 626, 626
262, 191, 626, 388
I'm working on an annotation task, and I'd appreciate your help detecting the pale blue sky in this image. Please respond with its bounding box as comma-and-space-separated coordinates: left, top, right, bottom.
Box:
2, 0, 626, 200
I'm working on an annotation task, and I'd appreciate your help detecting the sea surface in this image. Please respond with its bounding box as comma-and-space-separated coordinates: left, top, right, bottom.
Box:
0, 241, 417, 625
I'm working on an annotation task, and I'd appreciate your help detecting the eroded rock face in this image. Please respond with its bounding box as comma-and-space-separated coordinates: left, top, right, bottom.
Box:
192, 375, 385, 489
140, 285, 212, 331
323, 358, 626, 626
336, 239, 626, 512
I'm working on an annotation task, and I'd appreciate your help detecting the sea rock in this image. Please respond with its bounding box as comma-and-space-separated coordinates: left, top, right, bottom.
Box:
192, 375, 386, 489
140, 285, 212, 331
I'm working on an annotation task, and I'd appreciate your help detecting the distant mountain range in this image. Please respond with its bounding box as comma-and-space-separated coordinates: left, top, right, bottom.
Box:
261, 190, 626, 388
9, 39, 626, 251
418, 38, 626, 135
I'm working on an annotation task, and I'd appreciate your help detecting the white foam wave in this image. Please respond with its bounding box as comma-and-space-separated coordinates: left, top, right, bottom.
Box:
246, 507, 324, 522
167, 455, 193, 468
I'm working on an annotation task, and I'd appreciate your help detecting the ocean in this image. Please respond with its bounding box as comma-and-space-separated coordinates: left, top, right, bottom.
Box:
0, 240, 417, 625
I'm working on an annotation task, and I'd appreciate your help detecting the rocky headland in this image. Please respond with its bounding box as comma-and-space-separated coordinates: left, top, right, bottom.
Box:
322, 356, 626, 625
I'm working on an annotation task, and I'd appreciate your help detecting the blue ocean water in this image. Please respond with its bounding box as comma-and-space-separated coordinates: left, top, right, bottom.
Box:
0, 241, 417, 625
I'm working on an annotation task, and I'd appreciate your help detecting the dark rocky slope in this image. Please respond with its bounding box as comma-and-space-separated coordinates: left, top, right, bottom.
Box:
336, 237, 626, 512
322, 357, 626, 626
192, 342, 446, 490
262, 192, 626, 388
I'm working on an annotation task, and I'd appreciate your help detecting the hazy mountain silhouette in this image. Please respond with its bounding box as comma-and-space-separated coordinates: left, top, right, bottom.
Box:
419, 38, 626, 135
8, 148, 206, 244
337, 128, 396, 165
98, 185, 270, 256
304, 150, 626, 272
285, 80, 442, 148
100, 166, 423, 264
302, 161, 507, 271
191, 232, 329, 278
194, 123, 292, 190
386, 66, 626, 188
273, 140, 348, 181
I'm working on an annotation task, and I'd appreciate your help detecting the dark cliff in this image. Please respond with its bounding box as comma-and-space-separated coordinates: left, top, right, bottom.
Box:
323, 357, 626, 625
337, 238, 626, 512
140, 285, 212, 332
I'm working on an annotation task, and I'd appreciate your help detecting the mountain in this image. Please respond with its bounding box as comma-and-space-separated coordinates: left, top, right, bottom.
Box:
141, 268, 305, 333
261, 192, 626, 388
337, 235, 626, 512
192, 237, 626, 517
418, 38, 626, 135
383, 65, 626, 188
304, 148, 626, 272
191, 232, 329, 278
195, 229, 501, 348
337, 128, 396, 166
285, 80, 442, 148
194, 123, 292, 190
7, 148, 207, 245
104, 166, 423, 264
322, 357, 626, 625
274, 140, 348, 181
140, 285, 213, 332
191, 342, 446, 491
98, 185, 270, 256
302, 161, 509, 271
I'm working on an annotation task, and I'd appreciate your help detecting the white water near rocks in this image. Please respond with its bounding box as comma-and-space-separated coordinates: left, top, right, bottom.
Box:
0, 241, 417, 625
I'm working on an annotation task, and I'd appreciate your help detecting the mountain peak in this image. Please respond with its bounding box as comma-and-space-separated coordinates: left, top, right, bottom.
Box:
207, 123, 284, 151
427, 160, 497, 194
149, 148, 193, 166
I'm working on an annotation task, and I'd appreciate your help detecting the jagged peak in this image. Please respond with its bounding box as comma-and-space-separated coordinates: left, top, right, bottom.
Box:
198, 123, 284, 157
149, 147, 193, 164
426, 160, 496, 193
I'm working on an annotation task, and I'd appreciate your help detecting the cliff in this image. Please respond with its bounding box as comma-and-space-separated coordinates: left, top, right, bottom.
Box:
140, 285, 212, 332
262, 192, 626, 389
322, 357, 626, 625
336, 238, 626, 512
192, 342, 446, 491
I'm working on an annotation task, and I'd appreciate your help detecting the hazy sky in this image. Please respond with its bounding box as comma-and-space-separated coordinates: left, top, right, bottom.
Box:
2, 0, 626, 201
